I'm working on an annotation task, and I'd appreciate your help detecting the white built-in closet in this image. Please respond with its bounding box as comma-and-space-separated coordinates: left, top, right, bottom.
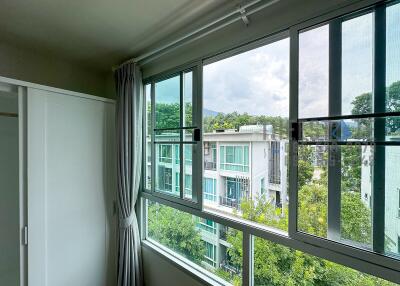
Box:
0, 77, 117, 286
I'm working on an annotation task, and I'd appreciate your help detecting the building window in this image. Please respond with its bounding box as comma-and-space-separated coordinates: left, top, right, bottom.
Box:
203, 178, 217, 202
204, 142, 217, 170
219, 177, 249, 210
185, 174, 192, 198
260, 177, 265, 195
156, 166, 172, 193
159, 145, 172, 163
196, 218, 217, 234
204, 241, 217, 267
220, 145, 249, 172
269, 141, 281, 184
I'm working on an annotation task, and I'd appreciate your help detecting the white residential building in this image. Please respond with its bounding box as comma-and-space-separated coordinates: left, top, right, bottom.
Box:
148, 124, 288, 270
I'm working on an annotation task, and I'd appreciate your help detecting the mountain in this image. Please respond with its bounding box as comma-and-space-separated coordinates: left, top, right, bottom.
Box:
203, 108, 220, 117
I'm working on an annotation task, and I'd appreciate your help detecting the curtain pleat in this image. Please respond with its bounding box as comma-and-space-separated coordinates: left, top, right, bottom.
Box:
115, 63, 143, 286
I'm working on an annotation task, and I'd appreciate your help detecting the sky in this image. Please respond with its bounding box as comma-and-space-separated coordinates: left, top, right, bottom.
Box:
155, 4, 400, 120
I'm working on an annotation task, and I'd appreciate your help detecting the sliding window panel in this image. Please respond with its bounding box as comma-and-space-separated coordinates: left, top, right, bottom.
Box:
203, 35, 290, 233
293, 4, 400, 271
297, 144, 328, 238
148, 65, 202, 208
146, 200, 243, 285
155, 75, 180, 130
155, 143, 180, 197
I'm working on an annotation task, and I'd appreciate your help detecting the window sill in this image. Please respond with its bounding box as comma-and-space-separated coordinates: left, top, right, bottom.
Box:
142, 239, 232, 286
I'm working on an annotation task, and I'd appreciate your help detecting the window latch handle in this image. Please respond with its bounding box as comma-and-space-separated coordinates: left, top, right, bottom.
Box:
194, 128, 201, 142
291, 122, 300, 141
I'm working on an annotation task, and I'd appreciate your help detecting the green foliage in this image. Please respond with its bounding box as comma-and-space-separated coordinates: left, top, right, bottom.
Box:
203, 112, 288, 137
298, 184, 328, 237
240, 195, 288, 232
341, 192, 371, 244
341, 146, 362, 193
351, 81, 400, 136
298, 145, 315, 188
224, 182, 392, 285
147, 202, 205, 263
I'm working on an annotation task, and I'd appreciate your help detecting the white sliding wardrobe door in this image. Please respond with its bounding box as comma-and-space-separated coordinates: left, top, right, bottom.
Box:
27, 88, 116, 286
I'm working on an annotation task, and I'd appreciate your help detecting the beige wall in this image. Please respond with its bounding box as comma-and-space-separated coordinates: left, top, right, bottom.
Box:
0, 41, 113, 98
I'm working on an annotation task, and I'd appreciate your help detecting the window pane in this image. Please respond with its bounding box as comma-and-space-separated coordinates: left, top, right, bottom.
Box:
145, 84, 152, 190
252, 235, 397, 285
203, 37, 290, 233
184, 71, 193, 127
155, 144, 180, 197
342, 13, 373, 115
341, 145, 372, 246
183, 144, 193, 199
155, 75, 180, 129
299, 24, 329, 118
386, 3, 400, 115
384, 146, 400, 257
297, 145, 328, 238
147, 201, 242, 285
301, 117, 400, 143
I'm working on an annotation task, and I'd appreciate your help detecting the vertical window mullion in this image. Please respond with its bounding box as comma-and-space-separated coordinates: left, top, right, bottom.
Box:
242, 232, 253, 286
179, 72, 184, 200
327, 19, 342, 241
373, 3, 386, 254
288, 27, 299, 237
151, 81, 156, 194
195, 63, 203, 207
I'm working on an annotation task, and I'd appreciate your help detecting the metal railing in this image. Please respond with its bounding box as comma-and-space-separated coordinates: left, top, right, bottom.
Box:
220, 260, 241, 274
219, 196, 240, 209
204, 161, 217, 170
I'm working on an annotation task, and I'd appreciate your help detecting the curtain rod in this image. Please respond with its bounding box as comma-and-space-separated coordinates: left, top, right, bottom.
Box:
113, 0, 280, 71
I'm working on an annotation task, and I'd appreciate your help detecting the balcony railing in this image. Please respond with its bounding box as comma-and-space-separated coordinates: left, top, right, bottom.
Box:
219, 226, 228, 241
220, 260, 241, 274
219, 196, 240, 209
204, 161, 217, 170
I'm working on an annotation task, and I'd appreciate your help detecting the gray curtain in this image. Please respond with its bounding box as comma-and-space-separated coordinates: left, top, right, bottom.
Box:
115, 62, 143, 286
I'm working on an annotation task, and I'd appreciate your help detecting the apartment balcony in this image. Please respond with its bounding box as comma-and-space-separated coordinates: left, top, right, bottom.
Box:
204, 161, 217, 171
269, 176, 281, 185
219, 225, 228, 241
220, 260, 241, 275
219, 196, 240, 210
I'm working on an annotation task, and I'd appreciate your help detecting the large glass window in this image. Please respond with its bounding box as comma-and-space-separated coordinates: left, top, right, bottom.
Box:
296, 6, 400, 262
146, 68, 201, 205
143, 2, 400, 285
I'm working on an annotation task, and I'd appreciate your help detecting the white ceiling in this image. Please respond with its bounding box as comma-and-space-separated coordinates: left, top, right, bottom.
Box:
0, 0, 239, 72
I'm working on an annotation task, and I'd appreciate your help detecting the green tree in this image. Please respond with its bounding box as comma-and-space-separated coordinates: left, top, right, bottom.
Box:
341, 192, 371, 244
341, 146, 361, 193
147, 202, 205, 263
298, 146, 315, 188
351, 80, 400, 136
224, 186, 392, 285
